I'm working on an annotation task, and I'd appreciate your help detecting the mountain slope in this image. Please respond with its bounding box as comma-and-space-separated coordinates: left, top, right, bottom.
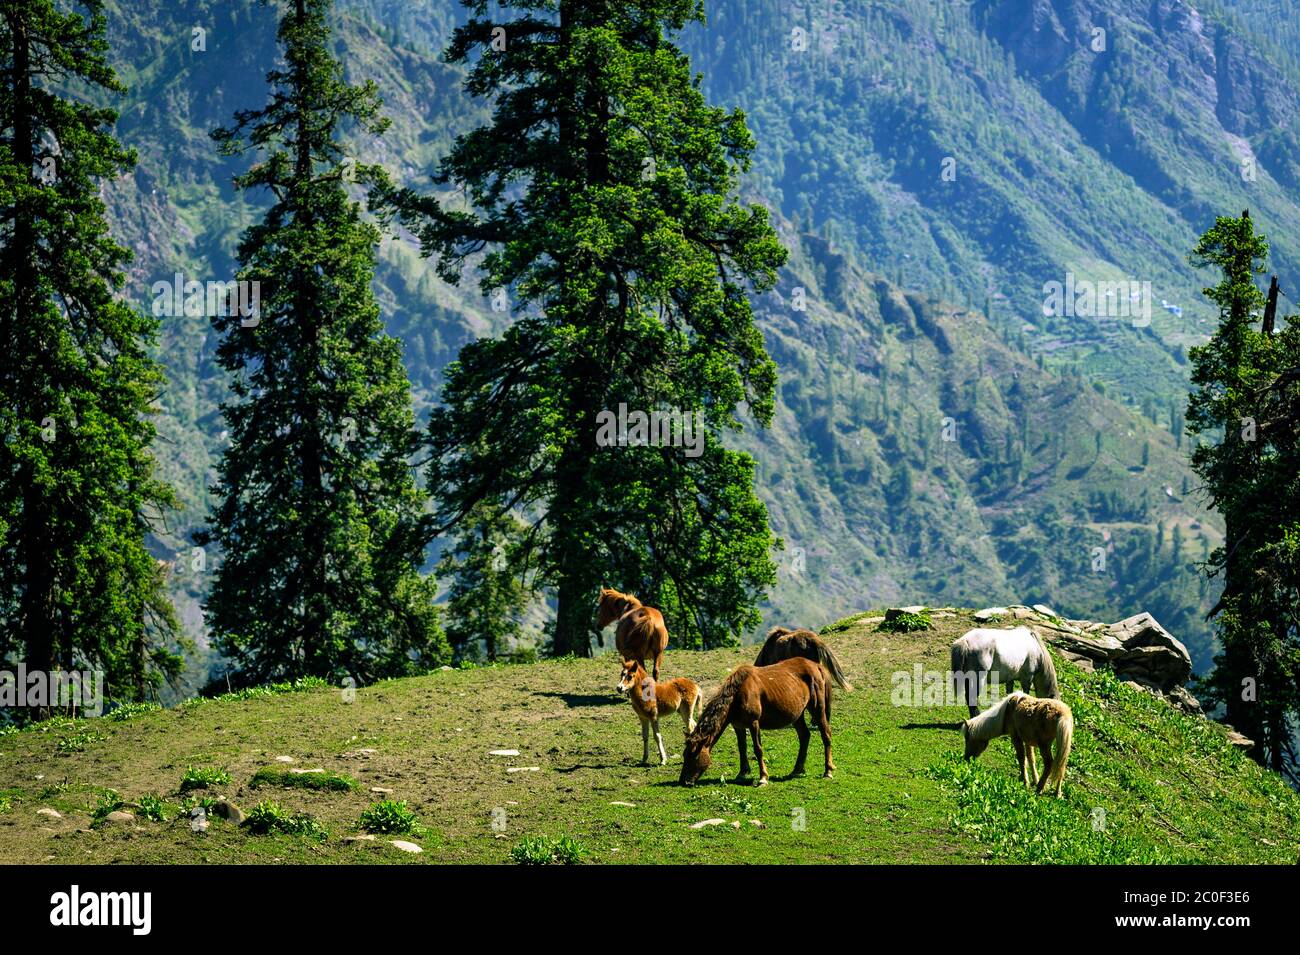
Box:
0, 609, 1295, 864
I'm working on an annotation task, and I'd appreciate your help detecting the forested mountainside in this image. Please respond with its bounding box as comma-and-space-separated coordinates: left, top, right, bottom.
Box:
91, 0, 1300, 690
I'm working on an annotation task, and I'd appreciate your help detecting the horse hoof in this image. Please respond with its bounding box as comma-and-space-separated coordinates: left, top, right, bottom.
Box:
755, 778, 769, 787
824, 771, 834, 779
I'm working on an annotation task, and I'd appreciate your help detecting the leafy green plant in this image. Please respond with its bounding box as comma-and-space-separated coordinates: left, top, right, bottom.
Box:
108, 702, 162, 722
136, 795, 171, 822
243, 800, 328, 840
509, 835, 586, 865
358, 799, 424, 836
179, 766, 231, 793
91, 791, 126, 825
878, 610, 933, 633
0, 794, 13, 815
251, 766, 357, 792
56, 730, 107, 753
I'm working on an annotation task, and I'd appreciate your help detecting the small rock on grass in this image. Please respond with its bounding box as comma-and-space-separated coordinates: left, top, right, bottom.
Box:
36, 808, 62, 819
104, 811, 135, 825
609, 801, 636, 808
343, 834, 376, 843
370, 787, 393, 795
274, 755, 295, 763
390, 840, 423, 853
489, 749, 520, 757
506, 766, 540, 773
689, 818, 727, 829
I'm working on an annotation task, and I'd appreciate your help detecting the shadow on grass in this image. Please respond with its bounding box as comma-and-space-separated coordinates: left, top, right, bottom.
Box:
900, 721, 964, 731
532, 691, 621, 708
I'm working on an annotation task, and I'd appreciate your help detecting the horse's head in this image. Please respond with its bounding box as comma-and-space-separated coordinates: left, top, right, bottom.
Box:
962, 720, 989, 760
679, 736, 711, 786
616, 658, 641, 696
594, 588, 625, 630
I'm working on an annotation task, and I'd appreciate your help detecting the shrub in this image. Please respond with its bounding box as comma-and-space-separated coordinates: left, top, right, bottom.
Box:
510, 835, 586, 865
56, 730, 107, 753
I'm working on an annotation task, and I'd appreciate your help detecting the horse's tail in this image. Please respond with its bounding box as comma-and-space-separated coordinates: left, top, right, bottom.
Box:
1049, 709, 1073, 794
950, 641, 966, 705
814, 640, 853, 692
1031, 628, 1061, 699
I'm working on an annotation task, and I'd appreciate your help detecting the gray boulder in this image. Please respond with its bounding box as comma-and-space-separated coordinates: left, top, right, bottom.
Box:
1107, 613, 1192, 690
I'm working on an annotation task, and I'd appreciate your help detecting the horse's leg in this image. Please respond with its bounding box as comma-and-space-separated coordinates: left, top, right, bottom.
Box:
971, 669, 985, 718
791, 713, 810, 777
640, 717, 651, 765
816, 694, 835, 778
653, 718, 667, 765
734, 724, 750, 779
1011, 733, 1029, 786
1036, 743, 1052, 794
750, 722, 768, 786
652, 647, 663, 683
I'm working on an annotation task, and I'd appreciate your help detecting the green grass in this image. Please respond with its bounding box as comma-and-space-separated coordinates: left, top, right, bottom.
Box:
0, 609, 1296, 864
251, 767, 357, 792
878, 610, 933, 633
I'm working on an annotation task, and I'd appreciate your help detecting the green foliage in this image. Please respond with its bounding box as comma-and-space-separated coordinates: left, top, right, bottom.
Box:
108, 702, 162, 722
381, 0, 787, 653
135, 794, 171, 822
56, 731, 107, 753
243, 800, 329, 840
0, 0, 182, 698
437, 503, 535, 661
358, 799, 423, 835
877, 610, 932, 633
91, 790, 126, 825
252, 767, 357, 792
179, 766, 231, 793
509, 835, 586, 866
198, 0, 447, 685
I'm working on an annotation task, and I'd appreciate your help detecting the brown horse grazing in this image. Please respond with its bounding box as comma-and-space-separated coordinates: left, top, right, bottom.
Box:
680, 657, 834, 787
755, 626, 854, 691
595, 587, 669, 681
616, 658, 703, 765
964, 692, 1074, 797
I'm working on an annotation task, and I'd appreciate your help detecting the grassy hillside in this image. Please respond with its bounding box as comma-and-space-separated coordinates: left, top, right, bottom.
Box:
2, 610, 1295, 864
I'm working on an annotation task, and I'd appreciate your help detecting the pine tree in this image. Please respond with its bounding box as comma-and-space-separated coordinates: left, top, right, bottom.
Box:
0, 0, 181, 701
381, 0, 787, 652
1186, 211, 1300, 774
437, 503, 534, 662
199, 0, 446, 684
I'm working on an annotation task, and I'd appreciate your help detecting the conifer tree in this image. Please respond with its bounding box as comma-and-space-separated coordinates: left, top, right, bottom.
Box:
383, 0, 787, 653
200, 0, 446, 684
0, 0, 181, 700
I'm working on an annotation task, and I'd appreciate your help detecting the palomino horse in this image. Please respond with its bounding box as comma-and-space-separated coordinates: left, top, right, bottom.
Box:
595, 587, 669, 681
755, 626, 854, 691
950, 626, 1059, 717
680, 657, 833, 787
964, 692, 1074, 797
615, 658, 702, 766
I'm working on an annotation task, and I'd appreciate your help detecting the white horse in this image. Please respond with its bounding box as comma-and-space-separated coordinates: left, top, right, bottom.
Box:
950, 626, 1059, 717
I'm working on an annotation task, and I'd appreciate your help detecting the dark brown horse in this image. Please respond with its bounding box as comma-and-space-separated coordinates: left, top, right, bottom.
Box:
680, 657, 834, 787
755, 626, 853, 691
595, 587, 669, 681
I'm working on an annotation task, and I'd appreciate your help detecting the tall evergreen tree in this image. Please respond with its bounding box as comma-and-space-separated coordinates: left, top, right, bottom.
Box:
1186, 211, 1300, 776
0, 0, 181, 701
382, 0, 787, 653
200, 0, 446, 684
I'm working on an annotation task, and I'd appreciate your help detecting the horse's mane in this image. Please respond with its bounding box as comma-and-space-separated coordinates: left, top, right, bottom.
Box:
965, 692, 1022, 742
599, 587, 642, 617
689, 666, 751, 748
755, 626, 808, 665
